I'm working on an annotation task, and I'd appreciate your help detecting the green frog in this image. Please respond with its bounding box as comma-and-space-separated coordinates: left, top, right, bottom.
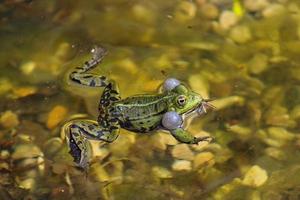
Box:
64, 46, 214, 169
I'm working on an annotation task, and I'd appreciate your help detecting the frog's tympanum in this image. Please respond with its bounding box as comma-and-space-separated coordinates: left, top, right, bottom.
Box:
63, 47, 214, 168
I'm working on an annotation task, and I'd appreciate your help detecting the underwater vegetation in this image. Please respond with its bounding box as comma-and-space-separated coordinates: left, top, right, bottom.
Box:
1, 0, 300, 199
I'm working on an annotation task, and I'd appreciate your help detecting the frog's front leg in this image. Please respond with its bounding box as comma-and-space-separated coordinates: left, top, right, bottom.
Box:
162, 111, 211, 144
170, 128, 212, 144
64, 120, 119, 169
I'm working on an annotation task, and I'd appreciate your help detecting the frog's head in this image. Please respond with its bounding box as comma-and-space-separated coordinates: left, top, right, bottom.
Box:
163, 78, 215, 115
170, 84, 204, 115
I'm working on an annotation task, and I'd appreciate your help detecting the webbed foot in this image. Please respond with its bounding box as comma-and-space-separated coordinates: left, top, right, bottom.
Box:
62, 120, 119, 169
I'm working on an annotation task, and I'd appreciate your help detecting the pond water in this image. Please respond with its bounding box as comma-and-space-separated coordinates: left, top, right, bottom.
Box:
1, 0, 300, 199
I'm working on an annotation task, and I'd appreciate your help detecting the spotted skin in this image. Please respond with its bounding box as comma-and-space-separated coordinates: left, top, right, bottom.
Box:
70, 48, 109, 87
68, 131, 82, 164
64, 46, 214, 169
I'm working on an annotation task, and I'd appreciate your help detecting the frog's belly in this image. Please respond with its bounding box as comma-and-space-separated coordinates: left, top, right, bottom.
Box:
119, 115, 162, 133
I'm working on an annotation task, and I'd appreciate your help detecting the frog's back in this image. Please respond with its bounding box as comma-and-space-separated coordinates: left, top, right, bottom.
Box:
112, 93, 172, 133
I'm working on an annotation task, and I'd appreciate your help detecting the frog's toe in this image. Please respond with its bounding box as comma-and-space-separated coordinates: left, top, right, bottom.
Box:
193, 136, 213, 144
163, 78, 180, 91
91, 46, 107, 61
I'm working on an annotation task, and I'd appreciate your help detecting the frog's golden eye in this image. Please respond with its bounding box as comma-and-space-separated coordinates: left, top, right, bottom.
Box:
177, 95, 187, 106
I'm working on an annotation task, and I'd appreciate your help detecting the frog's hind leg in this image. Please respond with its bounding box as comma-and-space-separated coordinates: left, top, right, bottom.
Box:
98, 81, 121, 119
69, 46, 110, 87
63, 119, 119, 169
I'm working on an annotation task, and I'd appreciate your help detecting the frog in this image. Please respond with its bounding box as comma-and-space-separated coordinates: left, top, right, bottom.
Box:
63, 46, 214, 169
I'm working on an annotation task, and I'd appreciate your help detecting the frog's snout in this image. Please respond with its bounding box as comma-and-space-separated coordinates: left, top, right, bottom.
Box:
197, 98, 216, 115
194, 93, 205, 104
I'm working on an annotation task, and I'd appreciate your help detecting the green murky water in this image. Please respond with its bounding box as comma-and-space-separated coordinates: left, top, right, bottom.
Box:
1, 0, 300, 199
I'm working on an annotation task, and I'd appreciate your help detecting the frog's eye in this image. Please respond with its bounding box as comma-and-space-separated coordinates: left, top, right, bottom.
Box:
176, 95, 187, 106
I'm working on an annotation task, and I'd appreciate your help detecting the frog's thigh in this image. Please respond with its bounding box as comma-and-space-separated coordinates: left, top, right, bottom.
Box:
99, 81, 121, 110
69, 120, 119, 142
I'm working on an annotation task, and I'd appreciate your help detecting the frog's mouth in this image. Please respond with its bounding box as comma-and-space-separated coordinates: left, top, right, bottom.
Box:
197, 99, 216, 115
185, 98, 215, 117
